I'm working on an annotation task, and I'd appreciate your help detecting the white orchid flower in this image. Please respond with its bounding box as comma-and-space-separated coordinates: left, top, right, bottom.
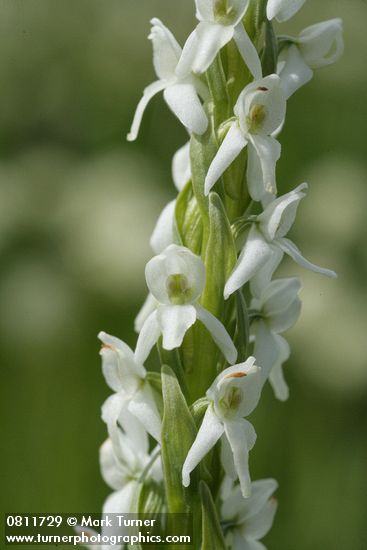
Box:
182, 358, 262, 497
267, 0, 306, 22
135, 244, 237, 365
205, 75, 286, 202
100, 398, 162, 506
76, 407, 161, 550
127, 18, 208, 141
250, 277, 302, 336
224, 183, 337, 298
250, 277, 302, 400
100, 438, 145, 517
279, 19, 344, 98
277, 45, 313, 100
98, 331, 161, 443
176, 0, 262, 80
221, 477, 278, 550
99, 425, 161, 544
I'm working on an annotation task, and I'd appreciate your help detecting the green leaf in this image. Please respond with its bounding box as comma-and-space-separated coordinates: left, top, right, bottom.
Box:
205, 55, 231, 126
161, 365, 202, 546
175, 180, 203, 256
205, 192, 237, 303
158, 343, 189, 400
199, 481, 226, 550
190, 128, 218, 232
262, 19, 278, 76
136, 478, 165, 515
190, 398, 209, 426
145, 371, 162, 394
235, 290, 250, 362
127, 478, 164, 550
244, 0, 268, 42
161, 365, 200, 511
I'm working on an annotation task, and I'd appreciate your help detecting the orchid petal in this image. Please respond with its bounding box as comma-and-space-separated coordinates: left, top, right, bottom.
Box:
233, 23, 262, 79
101, 393, 127, 440
247, 135, 281, 200
100, 438, 128, 491
245, 498, 278, 539
250, 247, 283, 299
253, 321, 280, 384
245, 479, 278, 518
222, 0, 250, 25
205, 123, 247, 195
277, 237, 337, 278
101, 394, 149, 460
149, 18, 181, 80
220, 436, 237, 480
134, 293, 157, 333
172, 141, 191, 191
224, 226, 273, 298
252, 327, 290, 403
246, 141, 265, 202
176, 22, 234, 77
195, 0, 215, 22
240, 479, 279, 524
128, 384, 162, 443
195, 304, 238, 364
150, 200, 176, 254
266, 0, 306, 22
258, 277, 302, 332
127, 80, 167, 142
102, 480, 137, 517
182, 405, 224, 487
299, 18, 344, 69
269, 334, 290, 401
268, 292, 301, 333
98, 331, 145, 393
224, 419, 257, 497
164, 82, 208, 135
258, 182, 308, 240
157, 304, 197, 350
278, 45, 313, 99
190, 22, 234, 73
175, 27, 202, 78
222, 478, 278, 524
134, 310, 161, 364
116, 405, 150, 458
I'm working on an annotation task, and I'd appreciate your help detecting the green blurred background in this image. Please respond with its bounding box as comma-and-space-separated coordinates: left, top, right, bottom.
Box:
0, 0, 366, 548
